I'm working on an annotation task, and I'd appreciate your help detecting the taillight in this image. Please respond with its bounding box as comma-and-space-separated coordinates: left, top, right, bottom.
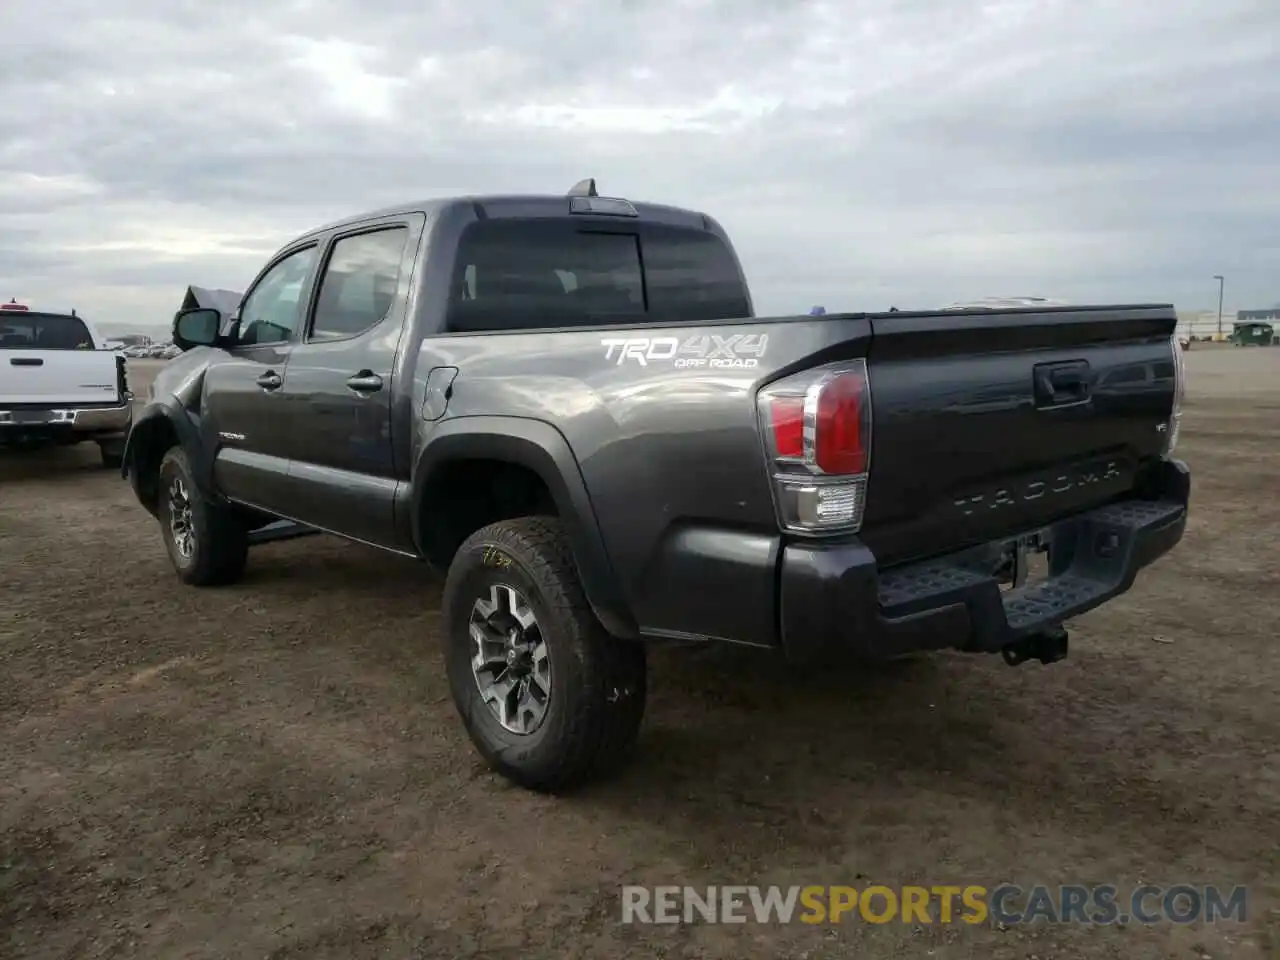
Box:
116, 354, 131, 401
756, 359, 873, 535
769, 396, 805, 459
814, 371, 867, 474
1163, 332, 1185, 456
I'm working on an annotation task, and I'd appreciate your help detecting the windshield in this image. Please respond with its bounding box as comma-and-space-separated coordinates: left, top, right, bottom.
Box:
0, 312, 95, 349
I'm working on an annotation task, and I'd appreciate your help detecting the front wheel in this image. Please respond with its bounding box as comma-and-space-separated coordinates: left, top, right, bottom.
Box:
442, 517, 646, 792
157, 448, 248, 586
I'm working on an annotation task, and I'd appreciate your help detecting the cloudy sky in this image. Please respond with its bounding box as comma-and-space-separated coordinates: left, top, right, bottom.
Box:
2, 0, 1277, 329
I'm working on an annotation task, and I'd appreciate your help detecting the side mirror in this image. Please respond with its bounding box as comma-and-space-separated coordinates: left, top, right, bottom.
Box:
172, 307, 222, 350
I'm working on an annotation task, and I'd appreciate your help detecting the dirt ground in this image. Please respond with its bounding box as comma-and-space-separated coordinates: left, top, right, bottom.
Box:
2, 348, 1277, 959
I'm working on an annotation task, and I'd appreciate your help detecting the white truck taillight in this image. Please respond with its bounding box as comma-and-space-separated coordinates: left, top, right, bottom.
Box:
116, 354, 131, 401
756, 359, 872, 535
1163, 331, 1186, 456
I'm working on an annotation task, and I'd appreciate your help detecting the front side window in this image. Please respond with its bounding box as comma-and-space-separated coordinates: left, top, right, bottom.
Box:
236, 245, 318, 346
310, 227, 409, 340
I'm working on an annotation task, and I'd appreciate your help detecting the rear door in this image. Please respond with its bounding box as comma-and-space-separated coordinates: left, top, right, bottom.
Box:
274, 216, 422, 549
859, 306, 1179, 567
204, 243, 319, 514
0, 311, 121, 406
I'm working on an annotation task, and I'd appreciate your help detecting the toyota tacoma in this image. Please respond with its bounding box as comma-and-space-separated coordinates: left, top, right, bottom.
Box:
122, 180, 1191, 791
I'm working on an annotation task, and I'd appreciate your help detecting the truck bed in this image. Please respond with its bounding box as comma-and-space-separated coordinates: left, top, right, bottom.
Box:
557, 301, 1179, 647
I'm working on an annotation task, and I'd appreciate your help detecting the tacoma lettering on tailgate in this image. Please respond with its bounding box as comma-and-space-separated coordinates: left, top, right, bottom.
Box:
954, 460, 1124, 517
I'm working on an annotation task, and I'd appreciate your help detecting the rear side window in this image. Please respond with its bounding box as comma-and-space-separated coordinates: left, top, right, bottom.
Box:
446, 220, 750, 332
0, 313, 94, 349
311, 227, 410, 340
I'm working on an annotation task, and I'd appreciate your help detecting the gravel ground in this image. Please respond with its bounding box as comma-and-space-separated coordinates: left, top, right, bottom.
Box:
1, 347, 1277, 959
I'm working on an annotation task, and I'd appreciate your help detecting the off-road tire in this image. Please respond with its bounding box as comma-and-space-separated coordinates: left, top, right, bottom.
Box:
443, 516, 647, 792
157, 447, 249, 586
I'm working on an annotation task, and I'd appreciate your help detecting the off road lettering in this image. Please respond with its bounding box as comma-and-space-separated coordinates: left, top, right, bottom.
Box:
602, 334, 767, 368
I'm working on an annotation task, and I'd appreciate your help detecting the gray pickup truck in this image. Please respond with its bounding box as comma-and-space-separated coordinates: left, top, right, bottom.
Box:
123, 180, 1191, 791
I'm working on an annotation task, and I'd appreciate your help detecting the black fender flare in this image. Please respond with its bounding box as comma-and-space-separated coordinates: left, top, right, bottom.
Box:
411, 416, 638, 639
122, 400, 216, 511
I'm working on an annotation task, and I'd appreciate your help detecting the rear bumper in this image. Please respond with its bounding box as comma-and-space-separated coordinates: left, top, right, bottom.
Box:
779, 458, 1191, 663
0, 400, 133, 438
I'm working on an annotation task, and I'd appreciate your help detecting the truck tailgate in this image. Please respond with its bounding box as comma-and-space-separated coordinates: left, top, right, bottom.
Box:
1, 350, 124, 406
860, 306, 1178, 567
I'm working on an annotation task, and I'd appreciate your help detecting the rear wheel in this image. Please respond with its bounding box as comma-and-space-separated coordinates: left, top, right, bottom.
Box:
157, 448, 248, 586
443, 517, 646, 792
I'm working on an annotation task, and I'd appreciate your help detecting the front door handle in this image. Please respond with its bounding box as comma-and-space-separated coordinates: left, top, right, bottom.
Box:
346, 372, 383, 393
256, 371, 283, 391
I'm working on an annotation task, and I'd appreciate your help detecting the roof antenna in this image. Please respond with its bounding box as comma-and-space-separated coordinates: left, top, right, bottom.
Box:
567, 178, 598, 198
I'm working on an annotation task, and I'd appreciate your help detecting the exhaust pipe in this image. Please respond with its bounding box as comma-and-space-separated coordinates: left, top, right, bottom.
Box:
1001, 625, 1069, 666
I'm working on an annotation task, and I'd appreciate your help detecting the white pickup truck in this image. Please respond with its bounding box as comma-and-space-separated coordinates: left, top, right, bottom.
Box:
0, 300, 132, 466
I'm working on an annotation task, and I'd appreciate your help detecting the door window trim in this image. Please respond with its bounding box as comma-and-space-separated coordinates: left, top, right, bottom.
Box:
300, 222, 415, 346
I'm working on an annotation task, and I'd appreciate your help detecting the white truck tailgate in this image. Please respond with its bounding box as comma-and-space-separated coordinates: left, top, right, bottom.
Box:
1, 350, 122, 405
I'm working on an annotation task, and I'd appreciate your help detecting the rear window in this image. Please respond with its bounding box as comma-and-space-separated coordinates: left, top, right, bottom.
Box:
446, 220, 750, 332
639, 225, 753, 323
0, 313, 95, 349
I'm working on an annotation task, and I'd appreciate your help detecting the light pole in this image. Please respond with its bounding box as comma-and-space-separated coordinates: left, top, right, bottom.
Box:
1214, 275, 1224, 339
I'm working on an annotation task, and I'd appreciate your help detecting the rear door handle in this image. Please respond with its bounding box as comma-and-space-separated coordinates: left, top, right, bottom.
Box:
256, 371, 283, 391
346, 372, 383, 393
10, 357, 42, 366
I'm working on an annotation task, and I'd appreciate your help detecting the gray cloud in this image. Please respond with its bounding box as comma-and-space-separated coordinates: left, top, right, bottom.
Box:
2, 0, 1277, 328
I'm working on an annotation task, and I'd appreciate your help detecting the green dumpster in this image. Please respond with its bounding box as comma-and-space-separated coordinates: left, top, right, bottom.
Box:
1231, 322, 1275, 346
